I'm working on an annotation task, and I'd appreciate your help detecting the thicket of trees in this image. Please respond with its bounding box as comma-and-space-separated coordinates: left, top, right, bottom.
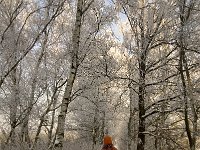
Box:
0, 0, 200, 150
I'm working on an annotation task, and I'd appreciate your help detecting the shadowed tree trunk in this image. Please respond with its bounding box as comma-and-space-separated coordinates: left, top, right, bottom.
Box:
178, 0, 197, 149
137, 49, 146, 150
137, 1, 146, 149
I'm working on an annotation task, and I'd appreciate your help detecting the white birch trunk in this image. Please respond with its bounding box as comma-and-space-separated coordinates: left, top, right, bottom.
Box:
54, 0, 84, 149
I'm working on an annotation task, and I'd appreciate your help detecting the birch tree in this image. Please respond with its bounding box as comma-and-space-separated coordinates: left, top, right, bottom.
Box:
54, 0, 85, 149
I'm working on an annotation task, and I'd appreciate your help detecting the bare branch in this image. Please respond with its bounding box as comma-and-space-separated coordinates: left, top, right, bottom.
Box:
82, 0, 95, 14
0, 1, 66, 88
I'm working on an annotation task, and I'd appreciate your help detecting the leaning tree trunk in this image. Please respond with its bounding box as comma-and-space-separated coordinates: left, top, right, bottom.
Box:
31, 86, 61, 150
54, 0, 83, 149
20, 2, 51, 144
20, 30, 47, 144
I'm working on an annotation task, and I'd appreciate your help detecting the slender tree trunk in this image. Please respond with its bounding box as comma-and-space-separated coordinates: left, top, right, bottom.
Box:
156, 48, 168, 150
178, 1, 196, 149
179, 24, 194, 150
137, 33, 147, 150
48, 91, 59, 146
137, 54, 146, 150
20, 32, 47, 144
128, 111, 135, 150
184, 54, 198, 150
92, 116, 97, 150
128, 79, 136, 150
137, 1, 146, 149
92, 106, 100, 150
9, 67, 19, 145
31, 110, 50, 150
8, 24, 20, 146
20, 116, 30, 144
54, 0, 83, 149
98, 111, 105, 145
179, 41, 196, 150
179, 43, 193, 150
20, 1, 51, 140
31, 85, 61, 149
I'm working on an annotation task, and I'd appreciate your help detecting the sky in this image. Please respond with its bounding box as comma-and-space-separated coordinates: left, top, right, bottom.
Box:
112, 12, 129, 43
105, 0, 130, 43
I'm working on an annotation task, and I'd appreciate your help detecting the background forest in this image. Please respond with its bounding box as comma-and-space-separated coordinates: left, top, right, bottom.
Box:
0, 0, 200, 150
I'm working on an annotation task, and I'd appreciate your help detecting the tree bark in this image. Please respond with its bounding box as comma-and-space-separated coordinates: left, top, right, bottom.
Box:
128, 75, 137, 150
179, 40, 193, 150
183, 53, 198, 150
54, 0, 83, 149
7, 24, 20, 146
48, 91, 59, 146
178, 1, 196, 149
92, 109, 99, 150
137, 1, 146, 149
137, 53, 146, 150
